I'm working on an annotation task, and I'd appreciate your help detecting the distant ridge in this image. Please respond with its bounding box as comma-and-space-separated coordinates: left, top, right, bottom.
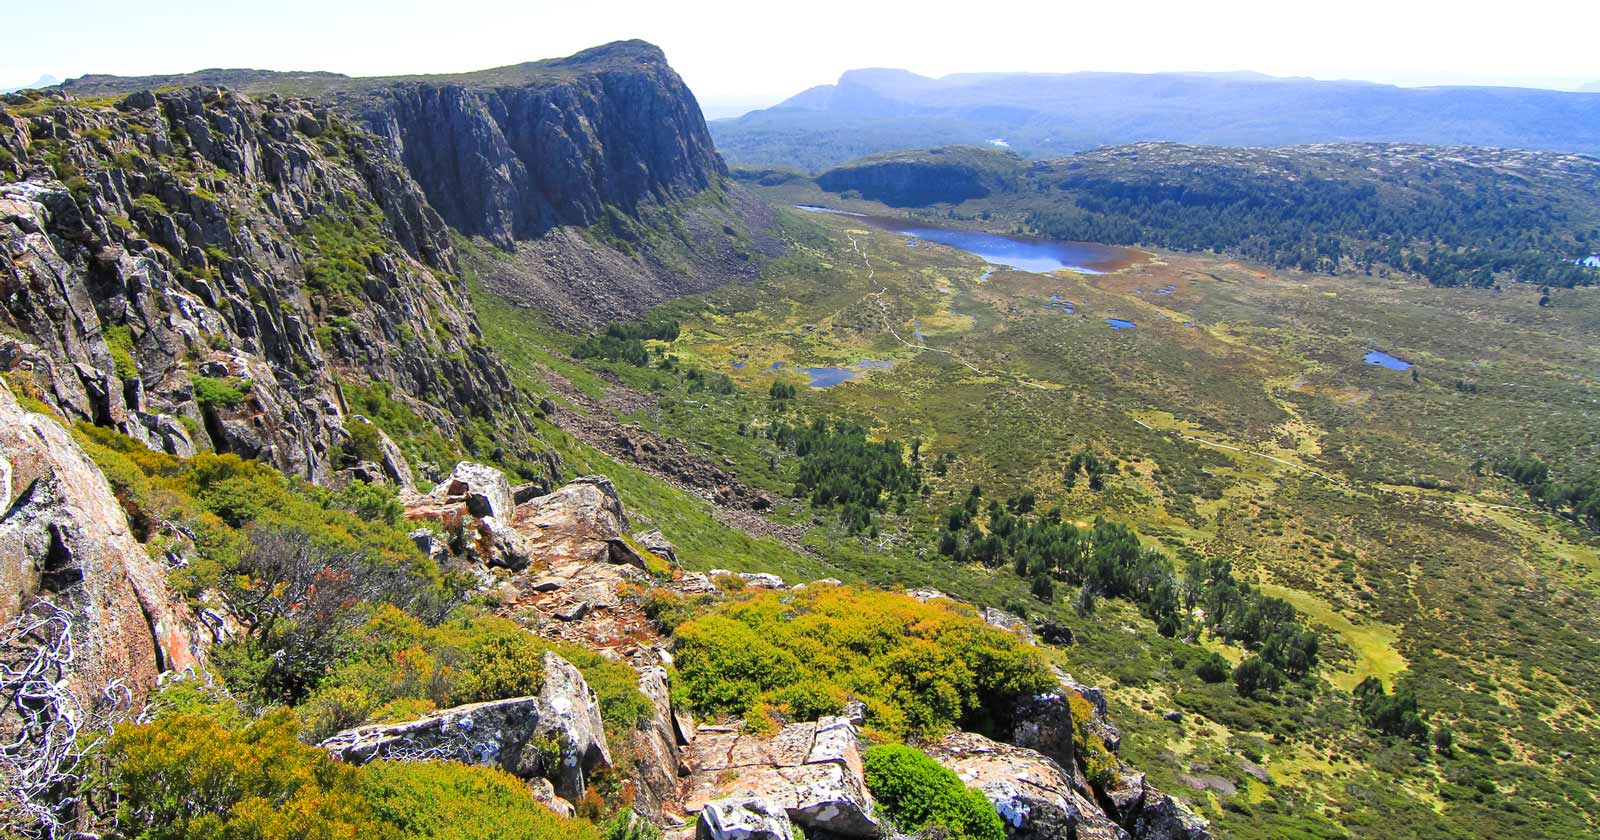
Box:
0, 73, 60, 94
714, 68, 1600, 170
52, 40, 673, 98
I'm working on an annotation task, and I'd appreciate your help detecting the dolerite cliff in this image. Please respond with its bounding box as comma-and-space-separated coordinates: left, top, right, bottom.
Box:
351, 41, 724, 244
56, 42, 782, 329
0, 87, 532, 485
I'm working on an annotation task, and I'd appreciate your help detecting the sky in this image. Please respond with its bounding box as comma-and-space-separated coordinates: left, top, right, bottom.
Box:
7, 0, 1600, 118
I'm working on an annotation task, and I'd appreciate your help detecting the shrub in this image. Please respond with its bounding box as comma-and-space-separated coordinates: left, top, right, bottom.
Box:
191, 375, 248, 407
103, 324, 139, 380
672, 586, 1051, 738
359, 760, 602, 840
98, 711, 602, 840
862, 744, 1004, 840
1194, 651, 1231, 683
301, 607, 652, 742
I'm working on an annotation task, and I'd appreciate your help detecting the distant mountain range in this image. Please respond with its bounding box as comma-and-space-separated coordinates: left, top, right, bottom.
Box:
712, 68, 1600, 171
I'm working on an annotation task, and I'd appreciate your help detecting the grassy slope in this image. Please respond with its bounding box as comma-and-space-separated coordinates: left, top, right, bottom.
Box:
467, 202, 1600, 839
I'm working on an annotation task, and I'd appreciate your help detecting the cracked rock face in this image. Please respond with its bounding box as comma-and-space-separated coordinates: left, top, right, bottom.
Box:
696, 796, 795, 840
683, 716, 878, 838
0, 380, 204, 712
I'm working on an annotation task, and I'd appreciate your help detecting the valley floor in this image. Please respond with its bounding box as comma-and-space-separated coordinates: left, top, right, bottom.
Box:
471, 208, 1600, 839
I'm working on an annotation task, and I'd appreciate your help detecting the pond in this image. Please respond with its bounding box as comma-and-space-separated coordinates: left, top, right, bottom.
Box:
794, 206, 1138, 274
804, 359, 895, 388
1364, 350, 1413, 371
1106, 318, 1136, 330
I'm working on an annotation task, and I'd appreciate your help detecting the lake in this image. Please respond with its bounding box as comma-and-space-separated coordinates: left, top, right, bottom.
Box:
794, 206, 1138, 274
1364, 350, 1413, 371
1106, 318, 1136, 330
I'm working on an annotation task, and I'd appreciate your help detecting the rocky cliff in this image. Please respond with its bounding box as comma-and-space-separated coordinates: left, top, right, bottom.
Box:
346, 41, 724, 246
0, 86, 534, 485
52, 42, 782, 329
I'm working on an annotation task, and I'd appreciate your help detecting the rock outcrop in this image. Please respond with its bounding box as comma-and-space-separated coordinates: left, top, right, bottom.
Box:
696, 797, 795, 840
0, 380, 204, 712
928, 731, 1126, 840
512, 475, 635, 567
321, 649, 610, 801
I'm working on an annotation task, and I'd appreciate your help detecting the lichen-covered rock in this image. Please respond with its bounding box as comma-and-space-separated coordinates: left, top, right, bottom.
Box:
927, 731, 1126, 840
634, 529, 678, 564
0, 380, 205, 712
531, 651, 611, 798
696, 796, 794, 840
683, 716, 878, 837
1130, 787, 1211, 840
436, 461, 514, 521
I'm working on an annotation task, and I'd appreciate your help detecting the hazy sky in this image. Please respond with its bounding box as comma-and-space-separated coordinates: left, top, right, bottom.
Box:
8, 0, 1599, 117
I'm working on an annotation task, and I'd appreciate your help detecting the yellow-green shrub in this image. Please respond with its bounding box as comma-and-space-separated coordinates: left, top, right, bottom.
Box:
673, 585, 1052, 738
862, 744, 1004, 840
302, 607, 651, 742
98, 711, 602, 840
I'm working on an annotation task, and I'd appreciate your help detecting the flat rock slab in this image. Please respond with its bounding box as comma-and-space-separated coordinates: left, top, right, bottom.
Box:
683, 716, 877, 838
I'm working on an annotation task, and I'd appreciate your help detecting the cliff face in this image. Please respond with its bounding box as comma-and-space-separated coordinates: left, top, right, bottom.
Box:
0, 87, 532, 485
354, 42, 726, 246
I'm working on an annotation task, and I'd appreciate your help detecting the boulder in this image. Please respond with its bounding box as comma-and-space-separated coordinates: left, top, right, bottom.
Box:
1008, 691, 1076, 769
684, 717, 878, 837
531, 651, 612, 798
1130, 788, 1211, 840
708, 569, 786, 590
529, 776, 576, 818
629, 666, 688, 820
321, 650, 610, 801
633, 529, 678, 564
927, 731, 1126, 840
476, 515, 532, 571
696, 796, 795, 840
983, 606, 1036, 644
514, 475, 629, 565
437, 461, 514, 521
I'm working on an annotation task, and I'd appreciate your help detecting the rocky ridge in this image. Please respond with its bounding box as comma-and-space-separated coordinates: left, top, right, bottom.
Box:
0, 86, 535, 485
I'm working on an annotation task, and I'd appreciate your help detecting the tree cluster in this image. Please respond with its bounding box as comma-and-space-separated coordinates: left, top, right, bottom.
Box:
1491, 453, 1600, 532
767, 418, 922, 534
936, 489, 1319, 696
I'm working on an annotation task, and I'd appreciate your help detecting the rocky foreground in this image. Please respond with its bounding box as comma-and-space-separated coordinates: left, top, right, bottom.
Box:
1, 377, 1208, 839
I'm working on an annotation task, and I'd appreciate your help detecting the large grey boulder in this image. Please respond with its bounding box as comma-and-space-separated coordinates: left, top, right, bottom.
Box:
696, 796, 794, 840
436, 461, 514, 521
320, 650, 610, 801
684, 716, 878, 837
532, 651, 612, 797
